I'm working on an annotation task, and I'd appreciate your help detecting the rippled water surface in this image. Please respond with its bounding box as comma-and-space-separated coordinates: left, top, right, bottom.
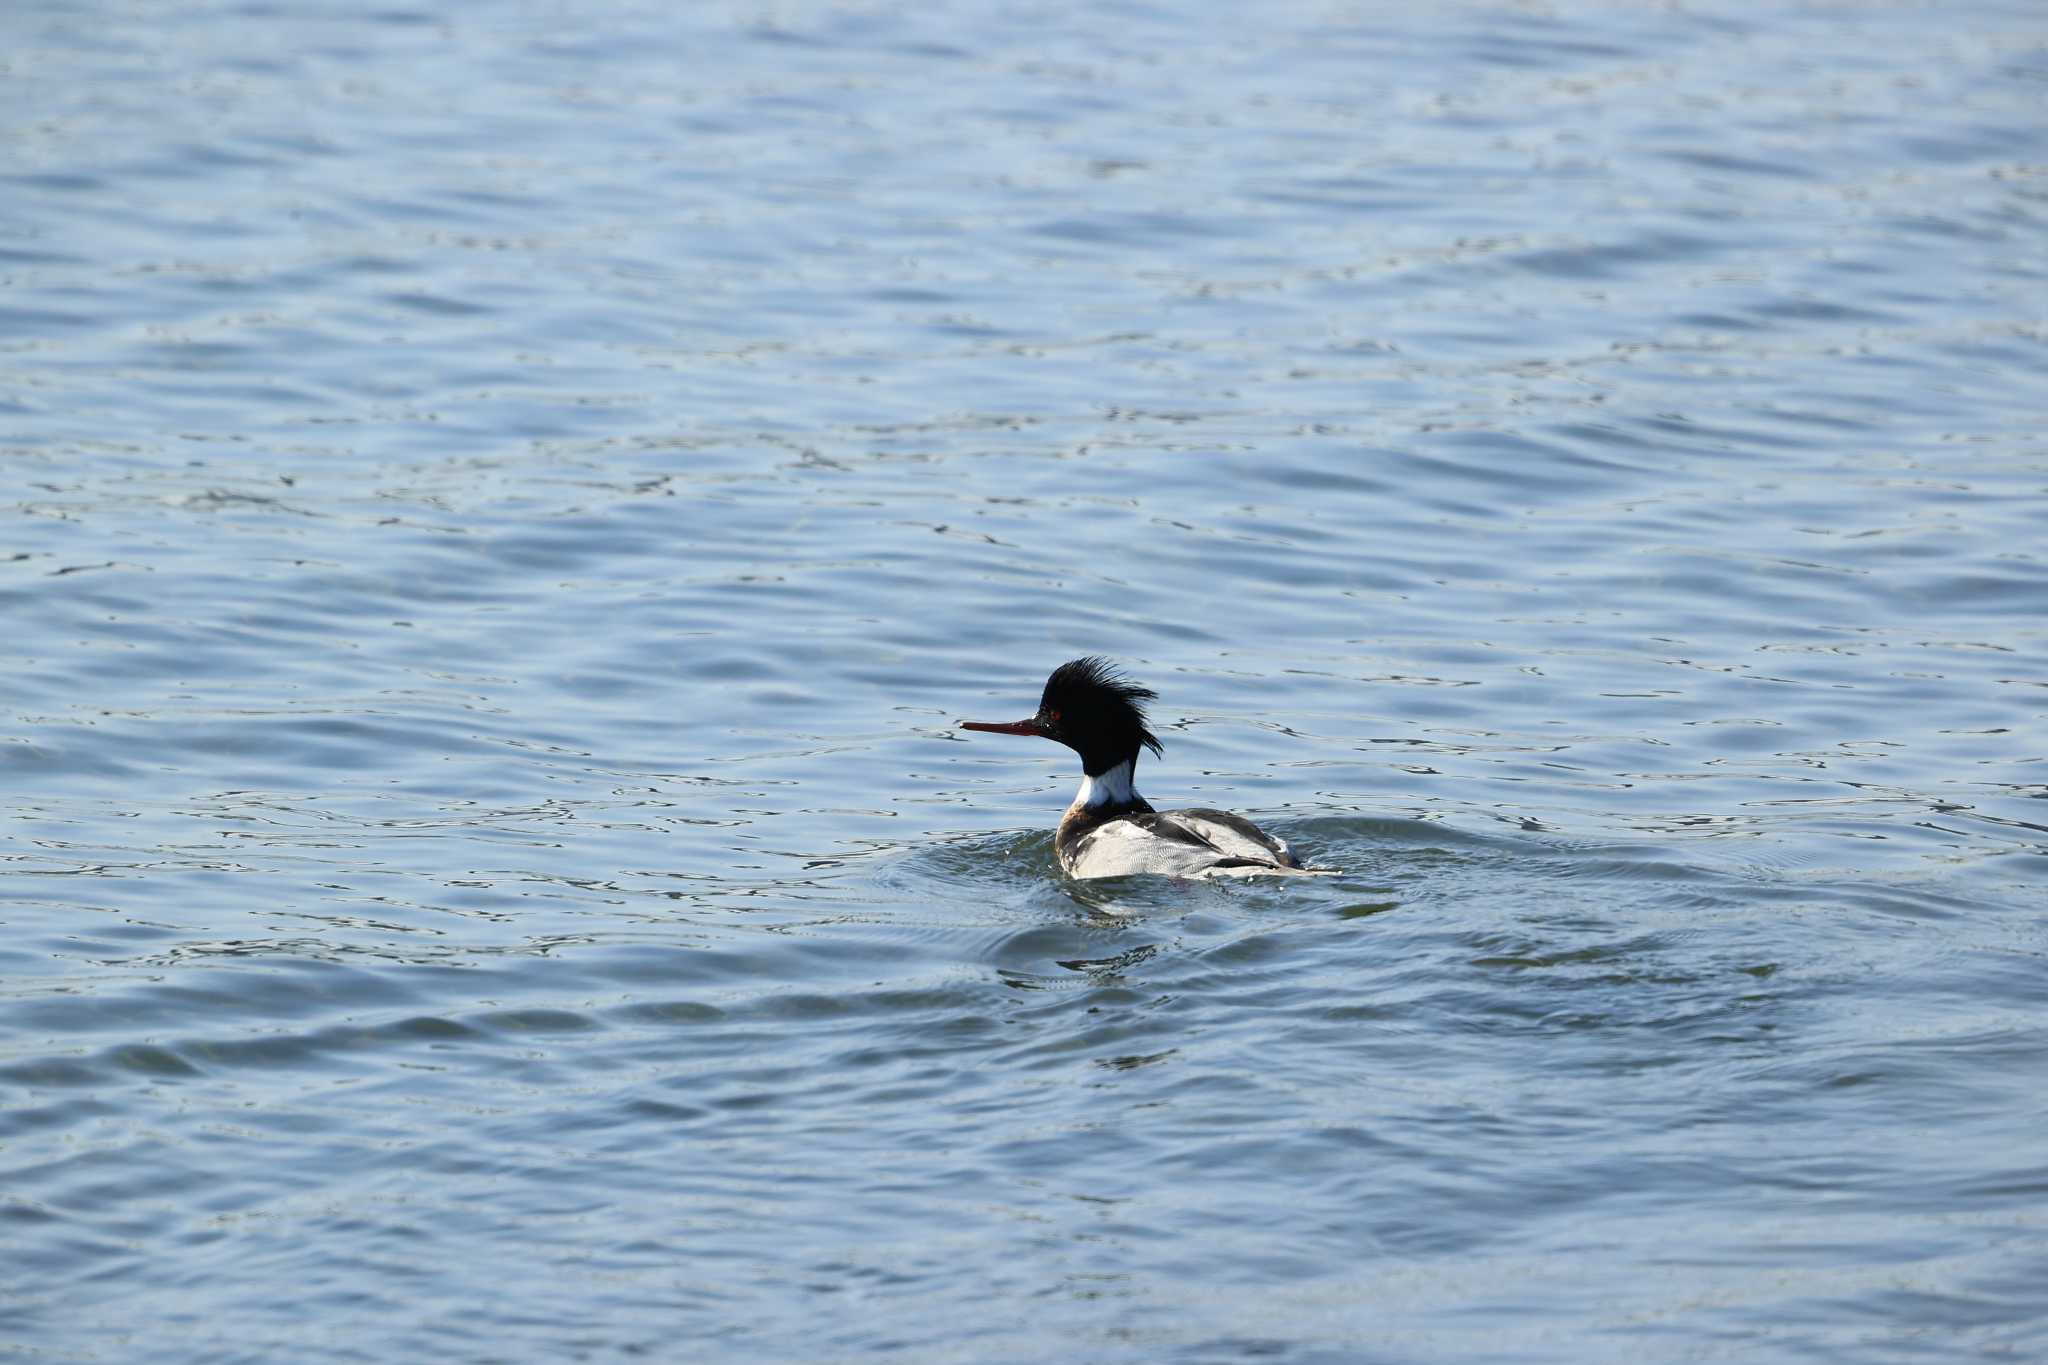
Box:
4, 1, 2046, 1359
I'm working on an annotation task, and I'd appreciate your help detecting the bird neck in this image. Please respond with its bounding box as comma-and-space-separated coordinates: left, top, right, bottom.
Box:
1074, 757, 1142, 810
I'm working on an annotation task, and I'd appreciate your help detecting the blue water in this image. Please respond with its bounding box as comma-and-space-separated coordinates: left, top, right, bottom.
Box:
4, 1, 2046, 1359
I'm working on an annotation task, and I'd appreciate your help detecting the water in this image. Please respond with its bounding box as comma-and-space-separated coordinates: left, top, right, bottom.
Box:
3, 0, 2045, 1358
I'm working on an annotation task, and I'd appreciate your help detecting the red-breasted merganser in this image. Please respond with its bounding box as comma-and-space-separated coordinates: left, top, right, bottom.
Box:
960, 657, 1337, 880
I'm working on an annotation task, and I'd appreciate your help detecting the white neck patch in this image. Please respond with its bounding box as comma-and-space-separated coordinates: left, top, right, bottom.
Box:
1074, 758, 1139, 808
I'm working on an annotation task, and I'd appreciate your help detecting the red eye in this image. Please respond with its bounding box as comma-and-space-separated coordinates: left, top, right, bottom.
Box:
1047, 710, 1060, 726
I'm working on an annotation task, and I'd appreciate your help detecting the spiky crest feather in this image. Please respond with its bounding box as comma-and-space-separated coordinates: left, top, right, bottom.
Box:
1040, 656, 1163, 769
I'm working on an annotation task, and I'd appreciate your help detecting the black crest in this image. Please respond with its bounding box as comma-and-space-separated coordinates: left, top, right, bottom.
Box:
1038, 656, 1163, 773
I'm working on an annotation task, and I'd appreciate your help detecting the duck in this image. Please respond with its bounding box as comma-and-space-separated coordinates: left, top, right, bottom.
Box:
959, 657, 1336, 879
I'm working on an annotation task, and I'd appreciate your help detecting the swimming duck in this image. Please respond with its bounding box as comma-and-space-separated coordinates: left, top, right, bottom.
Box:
960, 657, 1336, 879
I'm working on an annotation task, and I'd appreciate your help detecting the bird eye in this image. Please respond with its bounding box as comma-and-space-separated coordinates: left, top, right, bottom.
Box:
1047, 710, 1060, 726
